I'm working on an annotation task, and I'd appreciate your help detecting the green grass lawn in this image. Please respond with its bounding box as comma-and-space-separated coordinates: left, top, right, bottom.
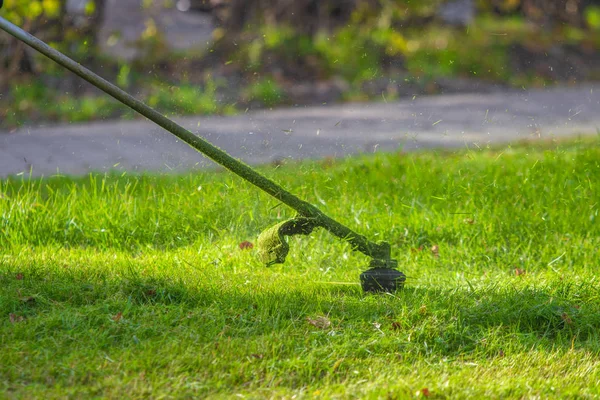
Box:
1, 137, 599, 398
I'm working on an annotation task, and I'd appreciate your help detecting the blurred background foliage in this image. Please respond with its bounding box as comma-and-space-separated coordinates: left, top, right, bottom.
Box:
1, 0, 104, 83
1, 0, 599, 128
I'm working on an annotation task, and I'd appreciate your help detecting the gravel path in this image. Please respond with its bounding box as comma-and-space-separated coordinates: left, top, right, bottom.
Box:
1, 85, 598, 178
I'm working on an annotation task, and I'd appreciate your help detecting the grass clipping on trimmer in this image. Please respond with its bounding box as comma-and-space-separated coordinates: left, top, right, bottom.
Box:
257, 217, 319, 266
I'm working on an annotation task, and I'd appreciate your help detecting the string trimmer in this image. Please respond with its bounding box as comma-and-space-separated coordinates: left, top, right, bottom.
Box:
0, 9, 405, 292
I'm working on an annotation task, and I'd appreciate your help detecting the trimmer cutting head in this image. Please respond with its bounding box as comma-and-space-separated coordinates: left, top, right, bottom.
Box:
360, 259, 406, 293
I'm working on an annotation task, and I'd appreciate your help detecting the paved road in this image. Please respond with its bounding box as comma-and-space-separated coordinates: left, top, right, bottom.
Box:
1, 85, 599, 178
98, 0, 215, 60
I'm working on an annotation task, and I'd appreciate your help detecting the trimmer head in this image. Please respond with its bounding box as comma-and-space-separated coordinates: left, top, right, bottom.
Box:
360, 259, 406, 293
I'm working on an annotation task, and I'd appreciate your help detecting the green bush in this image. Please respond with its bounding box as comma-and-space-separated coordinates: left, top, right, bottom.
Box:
0, 0, 104, 88
243, 77, 284, 107
147, 78, 235, 116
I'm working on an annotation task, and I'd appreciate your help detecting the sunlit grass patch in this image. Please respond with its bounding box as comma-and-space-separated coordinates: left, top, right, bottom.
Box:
1, 137, 600, 398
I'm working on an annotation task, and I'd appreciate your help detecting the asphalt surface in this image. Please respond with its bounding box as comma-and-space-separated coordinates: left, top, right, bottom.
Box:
98, 0, 215, 60
1, 84, 599, 178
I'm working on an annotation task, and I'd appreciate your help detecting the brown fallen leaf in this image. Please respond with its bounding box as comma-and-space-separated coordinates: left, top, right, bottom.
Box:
411, 246, 424, 254
251, 354, 264, 359
431, 245, 439, 257
561, 312, 573, 325
307, 316, 331, 329
146, 289, 157, 296
239, 241, 254, 250
391, 321, 402, 330
15, 273, 24, 280
9, 314, 25, 324
112, 312, 123, 322
514, 268, 526, 276
421, 388, 431, 397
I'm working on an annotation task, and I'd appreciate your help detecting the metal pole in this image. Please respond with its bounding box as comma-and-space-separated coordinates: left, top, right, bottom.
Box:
0, 15, 391, 261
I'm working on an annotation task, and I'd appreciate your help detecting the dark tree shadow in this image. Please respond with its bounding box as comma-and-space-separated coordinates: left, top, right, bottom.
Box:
4, 263, 598, 356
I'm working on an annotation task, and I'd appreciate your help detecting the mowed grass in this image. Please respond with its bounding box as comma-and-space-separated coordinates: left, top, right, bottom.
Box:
1, 137, 600, 399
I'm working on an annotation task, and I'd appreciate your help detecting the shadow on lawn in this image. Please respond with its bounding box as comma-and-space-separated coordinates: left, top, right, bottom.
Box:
4, 265, 599, 355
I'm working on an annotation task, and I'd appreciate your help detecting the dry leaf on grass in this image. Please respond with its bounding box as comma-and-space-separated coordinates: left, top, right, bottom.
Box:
15, 273, 23, 280
514, 268, 526, 276
9, 314, 25, 324
112, 312, 123, 322
411, 246, 424, 254
239, 241, 254, 250
561, 312, 573, 325
307, 316, 331, 329
391, 321, 402, 330
431, 245, 439, 257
